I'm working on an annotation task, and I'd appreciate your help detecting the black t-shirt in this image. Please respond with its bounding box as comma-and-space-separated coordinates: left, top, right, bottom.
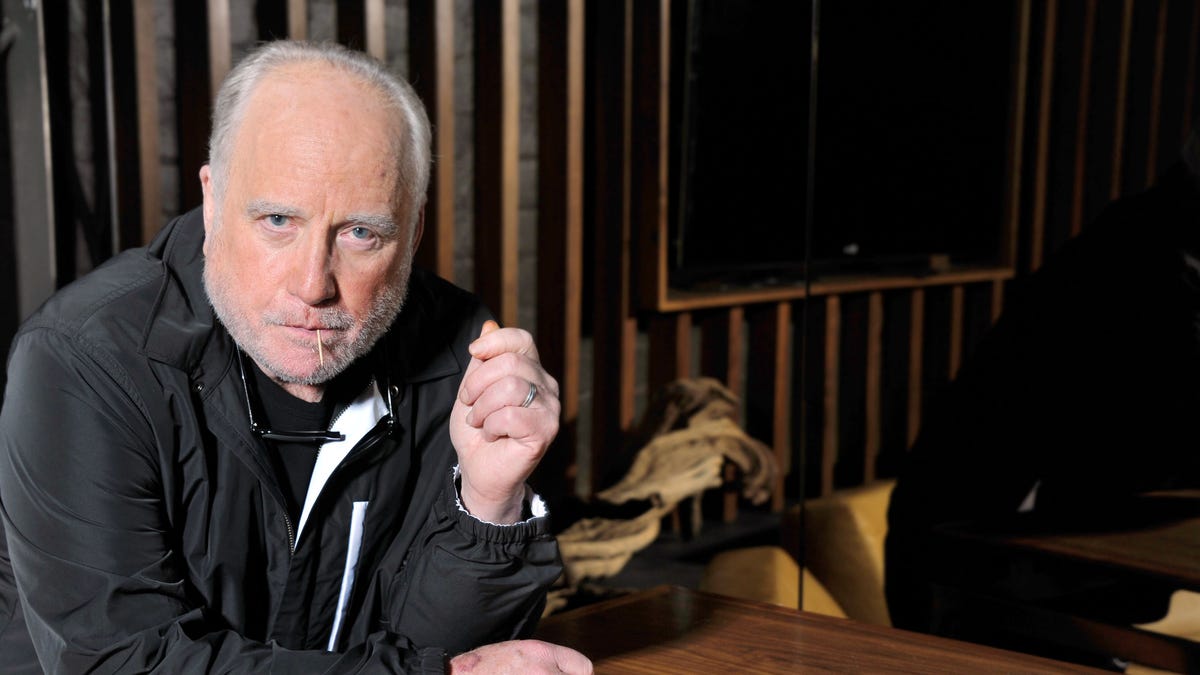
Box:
248, 359, 372, 523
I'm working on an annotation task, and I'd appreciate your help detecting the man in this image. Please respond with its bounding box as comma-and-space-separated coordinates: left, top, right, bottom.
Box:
0, 41, 590, 673
886, 141, 1200, 662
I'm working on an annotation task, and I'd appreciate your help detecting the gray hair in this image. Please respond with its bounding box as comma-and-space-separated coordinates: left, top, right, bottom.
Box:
207, 40, 432, 229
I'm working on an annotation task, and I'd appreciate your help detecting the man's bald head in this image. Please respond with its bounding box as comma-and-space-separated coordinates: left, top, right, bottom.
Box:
206, 41, 431, 231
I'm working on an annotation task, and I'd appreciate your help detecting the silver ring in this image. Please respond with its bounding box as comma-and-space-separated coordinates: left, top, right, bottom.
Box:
520, 381, 538, 408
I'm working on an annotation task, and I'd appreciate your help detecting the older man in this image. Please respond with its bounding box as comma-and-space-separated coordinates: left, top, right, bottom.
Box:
0, 41, 589, 673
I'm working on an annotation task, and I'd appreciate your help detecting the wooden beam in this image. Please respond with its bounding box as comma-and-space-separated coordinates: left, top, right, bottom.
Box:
821, 297, 839, 497
365, 0, 385, 60
745, 302, 791, 506
1110, 0, 1134, 200
288, 0, 307, 39
133, 0, 160, 244
700, 307, 745, 395
588, 0, 637, 492
864, 291, 883, 482
1145, 0, 1169, 187
631, 0, 671, 311
907, 289, 926, 449
535, 0, 584, 496
991, 279, 1005, 323
771, 302, 791, 510
1002, 0, 1032, 269
336, 0, 365, 49
104, 0, 142, 251
1182, 0, 1200, 143
1029, 0, 1057, 272
175, 0, 211, 210
1070, 0, 1097, 238
409, 0, 456, 281
207, 0, 231, 96
474, 0, 520, 328
949, 285, 965, 379
726, 306, 745, 395
7, 0, 57, 317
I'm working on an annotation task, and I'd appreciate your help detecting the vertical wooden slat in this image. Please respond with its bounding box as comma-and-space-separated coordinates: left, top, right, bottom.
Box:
1182, 0, 1200, 142
821, 297, 840, 497
648, 313, 692, 401
726, 306, 745, 395
675, 313, 693, 380
7, 0, 57, 318
864, 291, 883, 483
991, 279, 1005, 323
1145, 0, 1169, 186
1029, 0, 1057, 272
906, 289, 925, 449
336, 1, 365, 48
474, 0, 520, 327
1070, 0, 1097, 238
1110, 0, 1134, 200
364, 0, 385, 60
207, 0, 231, 95
949, 285, 965, 378
771, 302, 790, 510
1003, 0, 1032, 268
535, 0, 584, 495
105, 0, 143, 251
746, 302, 791, 507
632, 0, 671, 311
133, 0, 160, 244
589, 0, 637, 492
651, 313, 694, 535
175, 1, 211, 210
699, 306, 744, 521
287, 0, 307, 39
410, 0, 456, 281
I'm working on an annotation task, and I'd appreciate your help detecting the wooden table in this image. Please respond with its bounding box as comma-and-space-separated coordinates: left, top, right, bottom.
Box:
535, 586, 1095, 673
963, 515, 1200, 592
933, 493, 1200, 672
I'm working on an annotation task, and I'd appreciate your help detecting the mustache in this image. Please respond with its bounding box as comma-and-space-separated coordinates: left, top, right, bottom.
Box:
262, 309, 355, 331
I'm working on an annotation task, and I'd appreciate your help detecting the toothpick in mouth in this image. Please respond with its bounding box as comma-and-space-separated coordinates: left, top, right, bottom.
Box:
317, 329, 324, 366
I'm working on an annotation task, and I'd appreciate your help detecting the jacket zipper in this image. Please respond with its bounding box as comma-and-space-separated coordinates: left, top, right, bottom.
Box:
284, 512, 296, 553
287, 378, 386, 555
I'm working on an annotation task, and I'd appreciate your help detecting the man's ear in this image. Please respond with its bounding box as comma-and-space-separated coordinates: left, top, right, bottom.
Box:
410, 204, 426, 254
199, 164, 215, 254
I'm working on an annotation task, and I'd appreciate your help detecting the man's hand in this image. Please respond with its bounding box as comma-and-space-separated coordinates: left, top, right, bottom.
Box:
449, 640, 592, 675
450, 321, 561, 523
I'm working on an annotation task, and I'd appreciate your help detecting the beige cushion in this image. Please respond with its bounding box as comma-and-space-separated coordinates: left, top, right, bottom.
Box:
1135, 589, 1200, 641
789, 480, 896, 627
700, 545, 846, 618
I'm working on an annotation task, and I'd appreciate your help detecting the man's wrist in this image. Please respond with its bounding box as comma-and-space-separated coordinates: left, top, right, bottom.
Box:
458, 477, 525, 525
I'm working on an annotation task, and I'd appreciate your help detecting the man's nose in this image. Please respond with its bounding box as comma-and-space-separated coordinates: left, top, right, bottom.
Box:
287, 234, 337, 306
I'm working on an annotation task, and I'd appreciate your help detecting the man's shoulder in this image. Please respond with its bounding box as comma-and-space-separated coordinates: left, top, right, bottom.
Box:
13, 209, 206, 363
17, 249, 163, 348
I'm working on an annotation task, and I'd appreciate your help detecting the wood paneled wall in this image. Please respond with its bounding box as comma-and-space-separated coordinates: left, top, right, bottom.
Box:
17, 0, 1200, 512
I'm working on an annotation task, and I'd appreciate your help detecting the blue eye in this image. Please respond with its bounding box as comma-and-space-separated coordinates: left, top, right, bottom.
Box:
350, 226, 372, 240
267, 214, 288, 227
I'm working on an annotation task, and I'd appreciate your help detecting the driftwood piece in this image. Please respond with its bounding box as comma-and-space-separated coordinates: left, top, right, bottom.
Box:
549, 377, 780, 611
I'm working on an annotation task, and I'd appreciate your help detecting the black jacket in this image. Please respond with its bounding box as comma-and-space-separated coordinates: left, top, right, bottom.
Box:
0, 208, 561, 673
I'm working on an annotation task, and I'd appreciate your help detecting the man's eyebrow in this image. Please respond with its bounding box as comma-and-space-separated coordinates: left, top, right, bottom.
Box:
245, 199, 303, 219
346, 213, 400, 238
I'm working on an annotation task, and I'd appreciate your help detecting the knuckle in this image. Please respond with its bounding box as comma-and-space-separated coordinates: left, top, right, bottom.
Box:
496, 351, 521, 371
